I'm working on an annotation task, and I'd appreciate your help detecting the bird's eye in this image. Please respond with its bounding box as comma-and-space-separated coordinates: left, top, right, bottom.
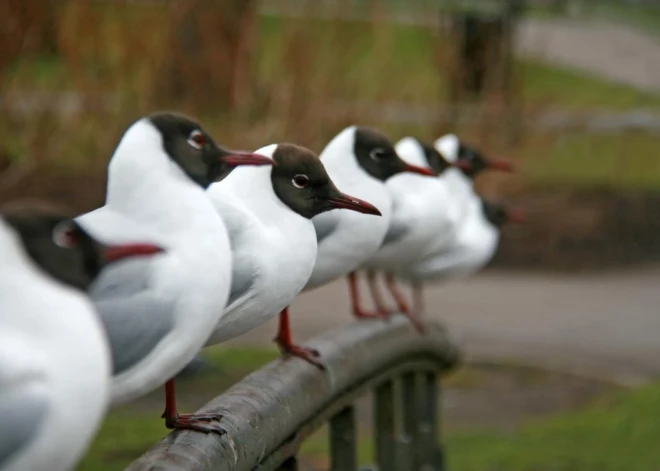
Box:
292, 174, 309, 189
52, 221, 79, 249
369, 148, 388, 161
187, 130, 206, 150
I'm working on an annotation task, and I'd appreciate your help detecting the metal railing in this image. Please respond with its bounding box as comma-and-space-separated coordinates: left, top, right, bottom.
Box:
126, 317, 460, 471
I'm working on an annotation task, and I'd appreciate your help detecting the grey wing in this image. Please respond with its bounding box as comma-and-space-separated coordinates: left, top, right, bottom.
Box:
382, 219, 410, 245
418, 246, 472, 276
227, 260, 256, 307
0, 389, 47, 467
312, 213, 339, 244
90, 261, 175, 376
94, 293, 175, 375
0, 341, 49, 468
220, 202, 258, 309
382, 195, 415, 246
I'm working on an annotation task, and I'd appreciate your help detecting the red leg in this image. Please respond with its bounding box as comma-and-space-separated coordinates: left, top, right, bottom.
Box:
367, 270, 393, 317
274, 307, 325, 370
348, 271, 384, 319
386, 274, 425, 333
412, 281, 425, 316
385, 273, 411, 313
161, 379, 225, 434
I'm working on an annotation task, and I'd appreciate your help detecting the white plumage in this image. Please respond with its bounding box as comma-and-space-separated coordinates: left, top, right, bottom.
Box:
205, 144, 317, 344
0, 220, 110, 471
305, 126, 393, 291
76, 118, 232, 404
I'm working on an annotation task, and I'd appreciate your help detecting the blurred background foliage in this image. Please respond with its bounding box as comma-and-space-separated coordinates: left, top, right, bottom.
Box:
2, 1, 658, 188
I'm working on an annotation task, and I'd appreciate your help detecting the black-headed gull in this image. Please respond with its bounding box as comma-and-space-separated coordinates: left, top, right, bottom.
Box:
0, 203, 163, 471
362, 137, 456, 331
365, 134, 516, 319
373, 135, 515, 322
434, 133, 514, 218
76, 112, 273, 433
303, 126, 435, 324
205, 143, 380, 369
397, 197, 525, 313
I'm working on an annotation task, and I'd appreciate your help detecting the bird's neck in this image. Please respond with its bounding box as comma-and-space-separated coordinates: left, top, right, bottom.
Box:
321, 148, 371, 191
212, 165, 294, 225
106, 159, 222, 238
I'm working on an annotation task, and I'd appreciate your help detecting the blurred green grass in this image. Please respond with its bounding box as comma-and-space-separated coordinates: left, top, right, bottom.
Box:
447, 384, 660, 471
520, 132, 660, 190
79, 346, 660, 471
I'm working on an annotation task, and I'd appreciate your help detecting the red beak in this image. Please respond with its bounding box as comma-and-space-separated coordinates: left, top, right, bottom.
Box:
507, 209, 526, 223
328, 193, 382, 216
487, 158, 515, 172
221, 152, 275, 167
403, 163, 435, 176
103, 244, 165, 263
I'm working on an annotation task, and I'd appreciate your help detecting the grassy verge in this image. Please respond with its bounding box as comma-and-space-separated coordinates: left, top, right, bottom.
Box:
510, 132, 660, 191
447, 383, 660, 471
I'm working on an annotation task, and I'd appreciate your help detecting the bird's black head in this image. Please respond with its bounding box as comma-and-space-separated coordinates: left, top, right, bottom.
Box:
457, 142, 514, 179
416, 139, 451, 175
353, 127, 434, 181
270, 143, 382, 219
148, 111, 272, 188
480, 199, 526, 228
3, 202, 164, 291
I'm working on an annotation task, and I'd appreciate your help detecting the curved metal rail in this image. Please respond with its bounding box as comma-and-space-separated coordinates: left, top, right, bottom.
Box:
126, 316, 460, 471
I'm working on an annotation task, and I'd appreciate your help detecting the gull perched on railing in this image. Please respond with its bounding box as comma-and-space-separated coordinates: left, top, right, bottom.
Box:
205, 143, 380, 370
76, 112, 273, 434
300, 126, 435, 338
361, 137, 457, 330
362, 133, 519, 324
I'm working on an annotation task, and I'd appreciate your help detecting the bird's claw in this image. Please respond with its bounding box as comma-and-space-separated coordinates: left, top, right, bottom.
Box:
402, 312, 426, 335
277, 341, 326, 370
163, 413, 226, 435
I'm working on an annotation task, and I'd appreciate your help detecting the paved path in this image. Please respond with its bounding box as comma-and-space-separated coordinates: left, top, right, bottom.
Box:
225, 269, 660, 386
517, 18, 660, 92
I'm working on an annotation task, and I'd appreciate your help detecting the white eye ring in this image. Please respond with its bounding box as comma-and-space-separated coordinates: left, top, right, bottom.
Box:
292, 174, 309, 189
52, 221, 77, 249
187, 130, 206, 150
369, 148, 387, 161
